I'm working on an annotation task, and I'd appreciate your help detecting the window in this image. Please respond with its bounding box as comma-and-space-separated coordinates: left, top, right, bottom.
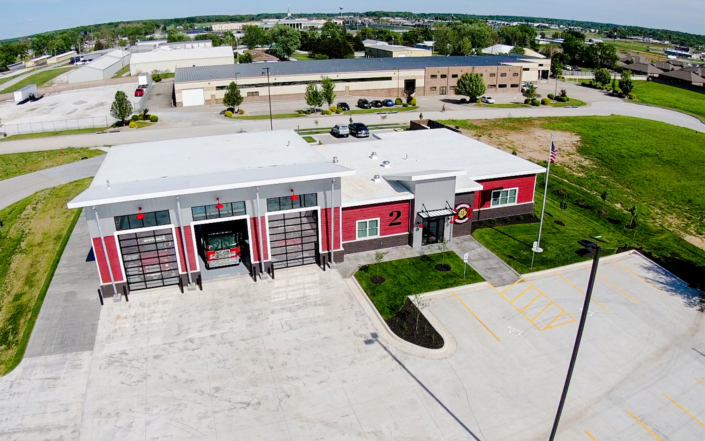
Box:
513, 72, 519, 76
247, 91, 259, 96
539, 64, 544, 67
430, 74, 438, 79
488, 85, 496, 89
430, 86, 437, 91
498, 84, 507, 88
511, 84, 519, 88
491, 188, 518, 207
356, 219, 379, 239
500, 73, 507, 77
451, 74, 458, 78
522, 68, 529, 72
267, 193, 317, 212
489, 73, 496, 77
191, 201, 246, 221
216, 85, 227, 90
115, 210, 170, 231
440, 74, 447, 79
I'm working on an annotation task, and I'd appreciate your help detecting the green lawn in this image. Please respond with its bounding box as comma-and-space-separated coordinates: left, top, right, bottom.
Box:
0, 127, 111, 142
631, 81, 705, 122
476, 103, 529, 108
0, 67, 75, 93
0, 148, 105, 181
0, 178, 90, 375
232, 112, 306, 120
344, 106, 419, 115
301, 135, 316, 143
290, 53, 313, 61
112, 65, 130, 78
548, 98, 587, 107
0, 68, 40, 86
355, 252, 484, 319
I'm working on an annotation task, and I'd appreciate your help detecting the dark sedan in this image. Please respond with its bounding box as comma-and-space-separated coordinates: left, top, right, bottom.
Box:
337, 102, 350, 111
383, 99, 394, 107
357, 99, 372, 109
371, 100, 384, 108
348, 122, 370, 138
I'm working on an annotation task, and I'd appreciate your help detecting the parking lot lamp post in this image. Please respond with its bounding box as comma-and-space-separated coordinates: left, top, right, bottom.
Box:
262, 67, 273, 130
548, 240, 601, 441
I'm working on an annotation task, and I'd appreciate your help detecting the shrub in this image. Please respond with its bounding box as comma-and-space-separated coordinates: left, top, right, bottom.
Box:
402, 103, 409, 107
129, 121, 137, 128
410, 97, 417, 106
547, 93, 555, 100
524, 98, 531, 104
224, 111, 233, 117
335, 107, 342, 114
130, 115, 139, 121
531, 99, 540, 106
559, 88, 568, 98
238, 109, 245, 115
541, 98, 551, 105
150, 115, 158, 122
394, 97, 403, 105
322, 110, 331, 115
460, 98, 467, 104
476, 99, 481, 103
329, 106, 337, 113
152, 73, 162, 82
297, 109, 304, 114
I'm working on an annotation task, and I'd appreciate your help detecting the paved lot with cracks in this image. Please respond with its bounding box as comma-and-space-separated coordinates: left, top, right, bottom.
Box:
0, 232, 702, 440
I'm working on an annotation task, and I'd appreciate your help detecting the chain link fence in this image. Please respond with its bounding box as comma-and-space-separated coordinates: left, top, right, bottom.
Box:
0, 116, 116, 137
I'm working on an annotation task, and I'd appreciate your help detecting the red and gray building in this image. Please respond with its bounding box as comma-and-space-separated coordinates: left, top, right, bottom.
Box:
68, 129, 544, 295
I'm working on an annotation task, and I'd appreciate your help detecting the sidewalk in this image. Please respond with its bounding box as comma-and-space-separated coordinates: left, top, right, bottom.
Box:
448, 235, 520, 288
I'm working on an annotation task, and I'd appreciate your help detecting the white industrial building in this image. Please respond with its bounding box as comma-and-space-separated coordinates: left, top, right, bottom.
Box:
129, 46, 234, 76
48, 51, 77, 64
67, 50, 131, 84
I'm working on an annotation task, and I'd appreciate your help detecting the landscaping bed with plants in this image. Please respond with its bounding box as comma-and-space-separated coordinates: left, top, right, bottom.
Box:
355, 251, 484, 348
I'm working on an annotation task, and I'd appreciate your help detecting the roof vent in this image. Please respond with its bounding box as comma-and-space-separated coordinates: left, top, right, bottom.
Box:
370, 152, 377, 159
332, 156, 339, 164
382, 160, 391, 168
373, 174, 381, 183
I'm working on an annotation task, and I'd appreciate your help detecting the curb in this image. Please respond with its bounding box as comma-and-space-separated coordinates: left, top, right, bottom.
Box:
627, 100, 705, 127
344, 277, 459, 360
522, 250, 634, 280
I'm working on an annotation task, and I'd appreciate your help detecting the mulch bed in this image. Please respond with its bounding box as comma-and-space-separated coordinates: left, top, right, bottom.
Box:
386, 299, 444, 349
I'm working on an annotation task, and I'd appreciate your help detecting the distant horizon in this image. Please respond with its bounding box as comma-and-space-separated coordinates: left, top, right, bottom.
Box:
0, 1, 702, 41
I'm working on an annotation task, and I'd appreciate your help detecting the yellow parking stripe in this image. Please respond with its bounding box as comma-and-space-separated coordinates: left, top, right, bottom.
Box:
584, 430, 598, 440
613, 261, 665, 295
532, 303, 552, 321
697, 378, 705, 387
494, 278, 576, 331
452, 291, 501, 342
499, 278, 523, 295
627, 411, 663, 440
555, 272, 609, 312
520, 294, 541, 313
664, 394, 705, 428
586, 266, 640, 304
511, 286, 532, 304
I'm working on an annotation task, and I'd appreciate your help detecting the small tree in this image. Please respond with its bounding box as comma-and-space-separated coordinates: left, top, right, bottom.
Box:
372, 251, 388, 284
223, 81, 243, 111
628, 205, 639, 245
412, 292, 432, 337
438, 238, 450, 270
110, 90, 132, 125
320, 76, 336, 108
600, 190, 608, 203
455, 72, 486, 102
559, 199, 568, 222
237, 52, 253, 64
305, 82, 324, 111
619, 71, 634, 96
593, 68, 611, 87
523, 83, 540, 100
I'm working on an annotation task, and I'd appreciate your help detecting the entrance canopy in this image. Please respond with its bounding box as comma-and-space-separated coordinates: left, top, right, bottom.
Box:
418, 208, 456, 219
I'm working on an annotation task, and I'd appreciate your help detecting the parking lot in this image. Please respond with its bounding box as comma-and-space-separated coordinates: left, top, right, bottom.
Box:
0, 230, 702, 440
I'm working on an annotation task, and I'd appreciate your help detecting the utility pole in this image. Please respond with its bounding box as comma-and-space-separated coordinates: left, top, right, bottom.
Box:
262, 67, 273, 131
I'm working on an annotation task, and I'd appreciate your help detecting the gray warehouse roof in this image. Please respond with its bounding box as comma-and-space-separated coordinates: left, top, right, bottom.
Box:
175, 55, 535, 82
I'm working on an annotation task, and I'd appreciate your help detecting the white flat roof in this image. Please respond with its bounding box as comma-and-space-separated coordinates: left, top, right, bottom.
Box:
68, 130, 354, 208
316, 129, 545, 207
130, 46, 234, 64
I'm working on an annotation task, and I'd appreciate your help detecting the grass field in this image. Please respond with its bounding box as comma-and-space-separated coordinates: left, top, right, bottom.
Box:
476, 99, 587, 108
343, 106, 419, 115
232, 112, 306, 120
112, 65, 130, 78
0, 127, 111, 142
290, 53, 313, 61
0, 67, 75, 93
301, 136, 316, 143
0, 178, 90, 375
355, 252, 484, 319
631, 81, 705, 122
0, 68, 40, 86
0, 148, 105, 181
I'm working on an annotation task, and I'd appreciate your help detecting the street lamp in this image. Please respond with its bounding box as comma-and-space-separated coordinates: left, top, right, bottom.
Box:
262, 67, 273, 131
548, 240, 601, 441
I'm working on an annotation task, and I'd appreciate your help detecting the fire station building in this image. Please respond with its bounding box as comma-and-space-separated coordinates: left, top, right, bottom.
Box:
68, 129, 544, 296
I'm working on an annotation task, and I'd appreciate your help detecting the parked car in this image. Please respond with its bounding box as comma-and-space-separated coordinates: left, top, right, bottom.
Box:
382, 99, 394, 107
137, 84, 148, 89
357, 99, 372, 109
348, 122, 370, 138
134, 88, 144, 97
481, 96, 495, 104
331, 124, 350, 138
371, 100, 384, 108
337, 102, 350, 111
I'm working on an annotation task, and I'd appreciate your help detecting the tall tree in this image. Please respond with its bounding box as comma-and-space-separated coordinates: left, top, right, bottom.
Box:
593, 68, 611, 86
222, 81, 243, 111
304, 82, 324, 110
619, 71, 634, 96
454, 73, 486, 102
110, 91, 133, 125
321, 76, 336, 108
268, 24, 301, 60
242, 25, 267, 49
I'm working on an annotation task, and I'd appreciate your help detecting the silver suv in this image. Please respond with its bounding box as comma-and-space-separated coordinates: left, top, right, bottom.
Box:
331, 124, 350, 138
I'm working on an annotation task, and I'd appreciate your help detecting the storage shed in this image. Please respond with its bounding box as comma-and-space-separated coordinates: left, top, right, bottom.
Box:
48, 51, 77, 64
129, 46, 234, 76
67, 50, 131, 84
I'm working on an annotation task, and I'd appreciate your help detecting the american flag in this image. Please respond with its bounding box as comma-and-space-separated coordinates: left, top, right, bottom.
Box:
549, 141, 560, 163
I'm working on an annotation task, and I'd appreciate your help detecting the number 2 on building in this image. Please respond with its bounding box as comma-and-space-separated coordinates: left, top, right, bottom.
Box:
388, 210, 402, 226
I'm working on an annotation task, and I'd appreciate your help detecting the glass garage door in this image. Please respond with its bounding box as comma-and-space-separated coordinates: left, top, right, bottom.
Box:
268, 210, 318, 269
118, 228, 180, 290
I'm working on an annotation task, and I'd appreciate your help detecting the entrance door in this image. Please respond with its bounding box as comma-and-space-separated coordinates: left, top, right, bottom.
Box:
119, 228, 180, 290
182, 88, 205, 107
422, 218, 445, 246
269, 210, 319, 269
404, 79, 416, 96
440, 86, 447, 95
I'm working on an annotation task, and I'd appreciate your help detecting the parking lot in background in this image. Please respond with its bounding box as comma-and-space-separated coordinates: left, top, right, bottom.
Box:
432, 252, 705, 440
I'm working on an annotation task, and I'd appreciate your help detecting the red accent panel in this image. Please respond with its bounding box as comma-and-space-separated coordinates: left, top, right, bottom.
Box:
92, 236, 124, 283
474, 175, 537, 210
320, 207, 342, 252
182, 226, 198, 271
342, 201, 410, 242
250, 217, 269, 262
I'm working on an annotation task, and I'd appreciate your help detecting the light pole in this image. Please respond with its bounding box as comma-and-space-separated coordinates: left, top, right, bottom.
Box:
262, 67, 273, 131
548, 240, 601, 441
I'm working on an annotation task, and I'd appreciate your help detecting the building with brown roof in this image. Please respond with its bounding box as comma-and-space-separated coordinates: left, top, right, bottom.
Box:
658, 70, 704, 87
624, 63, 664, 76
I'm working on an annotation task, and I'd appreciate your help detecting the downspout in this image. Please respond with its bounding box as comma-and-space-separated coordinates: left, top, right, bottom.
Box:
175, 197, 192, 284
330, 179, 335, 265
255, 187, 265, 274
93, 206, 117, 295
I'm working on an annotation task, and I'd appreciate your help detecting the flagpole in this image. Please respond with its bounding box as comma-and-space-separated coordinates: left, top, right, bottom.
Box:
532, 135, 553, 268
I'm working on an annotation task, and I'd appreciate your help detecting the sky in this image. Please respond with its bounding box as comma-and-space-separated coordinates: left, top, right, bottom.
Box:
1, 0, 703, 40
